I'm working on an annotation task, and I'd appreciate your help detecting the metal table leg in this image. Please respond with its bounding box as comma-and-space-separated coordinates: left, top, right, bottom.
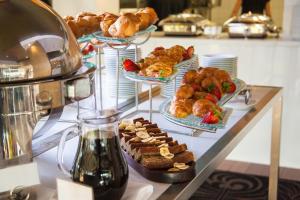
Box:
115, 49, 120, 110
149, 84, 153, 121
268, 96, 282, 200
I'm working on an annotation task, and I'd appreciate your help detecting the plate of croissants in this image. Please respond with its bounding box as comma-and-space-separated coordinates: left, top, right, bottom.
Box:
64, 7, 158, 44
122, 45, 195, 84
160, 67, 246, 131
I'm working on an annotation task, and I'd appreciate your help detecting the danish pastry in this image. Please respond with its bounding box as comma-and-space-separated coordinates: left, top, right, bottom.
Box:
192, 99, 221, 118
175, 85, 194, 99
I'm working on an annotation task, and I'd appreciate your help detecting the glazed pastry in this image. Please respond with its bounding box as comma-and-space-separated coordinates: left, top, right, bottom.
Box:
100, 13, 118, 37
137, 7, 158, 25
201, 76, 223, 95
197, 67, 218, 78
169, 98, 194, 118
108, 13, 141, 38
144, 62, 173, 78
64, 16, 74, 21
136, 12, 151, 30
175, 85, 194, 99
182, 70, 198, 84
66, 20, 82, 38
213, 69, 231, 84
192, 99, 221, 118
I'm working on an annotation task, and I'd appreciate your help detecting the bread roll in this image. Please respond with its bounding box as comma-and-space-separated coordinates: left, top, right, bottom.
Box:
108, 13, 141, 38
138, 7, 158, 25
100, 13, 118, 37
66, 20, 82, 38
136, 12, 151, 30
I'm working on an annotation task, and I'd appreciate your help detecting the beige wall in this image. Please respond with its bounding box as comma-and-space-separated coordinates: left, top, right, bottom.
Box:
52, 0, 119, 16
211, 0, 284, 27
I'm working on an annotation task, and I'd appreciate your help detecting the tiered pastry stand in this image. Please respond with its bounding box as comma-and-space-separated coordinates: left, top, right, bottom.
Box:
91, 25, 157, 112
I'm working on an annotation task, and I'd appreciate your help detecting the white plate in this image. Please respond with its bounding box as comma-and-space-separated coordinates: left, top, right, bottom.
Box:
225, 98, 256, 111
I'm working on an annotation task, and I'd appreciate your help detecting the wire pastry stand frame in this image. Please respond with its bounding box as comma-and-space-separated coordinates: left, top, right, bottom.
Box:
78, 26, 171, 121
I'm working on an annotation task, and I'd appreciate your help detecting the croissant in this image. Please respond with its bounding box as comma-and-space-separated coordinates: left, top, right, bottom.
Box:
100, 13, 118, 37
175, 85, 194, 99
108, 13, 141, 38
170, 99, 194, 118
145, 62, 173, 78
66, 20, 82, 38
138, 7, 158, 25
192, 99, 221, 118
136, 12, 151, 30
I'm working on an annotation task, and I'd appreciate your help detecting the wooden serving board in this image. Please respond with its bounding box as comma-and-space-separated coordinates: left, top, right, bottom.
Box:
122, 150, 196, 183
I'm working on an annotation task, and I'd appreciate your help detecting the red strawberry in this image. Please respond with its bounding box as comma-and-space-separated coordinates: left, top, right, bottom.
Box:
207, 84, 222, 100
191, 83, 201, 91
202, 111, 219, 124
123, 59, 139, 72
186, 46, 194, 58
82, 48, 89, 55
205, 94, 218, 104
87, 44, 94, 52
222, 81, 236, 93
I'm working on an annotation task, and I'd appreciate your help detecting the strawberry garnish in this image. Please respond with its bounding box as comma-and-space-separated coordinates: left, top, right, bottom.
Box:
123, 59, 139, 72
222, 81, 236, 93
191, 83, 201, 92
82, 48, 89, 55
205, 94, 218, 104
207, 84, 222, 100
202, 107, 223, 124
87, 44, 94, 52
202, 111, 219, 124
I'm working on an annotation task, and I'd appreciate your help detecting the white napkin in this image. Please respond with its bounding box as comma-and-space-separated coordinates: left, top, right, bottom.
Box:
121, 180, 154, 200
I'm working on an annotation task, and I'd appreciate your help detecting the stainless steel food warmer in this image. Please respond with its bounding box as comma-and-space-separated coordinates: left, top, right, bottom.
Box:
224, 12, 280, 38
0, 0, 95, 168
159, 13, 206, 36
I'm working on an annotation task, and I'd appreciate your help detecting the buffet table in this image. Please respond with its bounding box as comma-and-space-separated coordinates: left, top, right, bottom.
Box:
33, 85, 282, 200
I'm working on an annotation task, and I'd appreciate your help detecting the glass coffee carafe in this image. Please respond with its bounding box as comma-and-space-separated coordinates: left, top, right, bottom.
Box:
57, 110, 128, 200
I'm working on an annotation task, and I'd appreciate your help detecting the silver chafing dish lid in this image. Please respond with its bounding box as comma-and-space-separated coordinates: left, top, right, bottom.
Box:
224, 12, 271, 26
159, 13, 206, 26
0, 0, 82, 83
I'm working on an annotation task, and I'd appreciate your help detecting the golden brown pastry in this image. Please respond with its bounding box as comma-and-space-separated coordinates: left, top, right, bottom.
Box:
175, 85, 194, 99
136, 12, 151, 30
170, 98, 194, 118
197, 67, 218, 78
66, 20, 82, 38
64, 16, 74, 21
100, 13, 118, 37
82, 15, 99, 33
76, 12, 97, 18
182, 70, 198, 84
192, 99, 221, 118
108, 13, 141, 38
201, 76, 223, 95
137, 7, 158, 25
213, 69, 231, 84
144, 62, 173, 78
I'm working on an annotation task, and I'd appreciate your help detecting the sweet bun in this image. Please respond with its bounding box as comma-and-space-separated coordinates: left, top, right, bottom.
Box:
170, 99, 194, 118
100, 13, 118, 37
192, 99, 218, 118
64, 16, 74, 21
66, 20, 82, 38
136, 12, 151, 30
138, 7, 158, 24
108, 13, 141, 38
182, 70, 198, 84
176, 85, 194, 99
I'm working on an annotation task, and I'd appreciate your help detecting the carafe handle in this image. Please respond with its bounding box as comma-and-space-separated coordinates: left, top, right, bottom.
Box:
57, 125, 78, 177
